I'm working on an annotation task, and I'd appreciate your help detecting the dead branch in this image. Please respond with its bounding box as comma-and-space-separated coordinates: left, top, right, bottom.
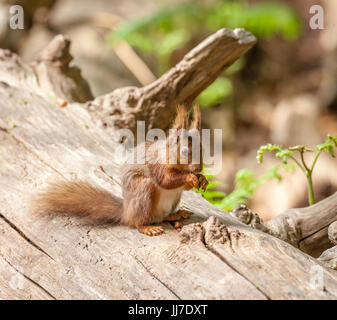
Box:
32, 34, 94, 103
0, 34, 93, 104
85, 28, 256, 133
266, 192, 337, 257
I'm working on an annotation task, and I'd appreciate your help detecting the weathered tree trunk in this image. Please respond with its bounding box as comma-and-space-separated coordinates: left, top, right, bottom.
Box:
230, 193, 337, 258
1, 29, 337, 300
266, 194, 337, 257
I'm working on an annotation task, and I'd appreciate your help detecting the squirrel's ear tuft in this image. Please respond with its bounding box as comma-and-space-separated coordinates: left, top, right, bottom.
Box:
190, 105, 201, 130
173, 105, 188, 129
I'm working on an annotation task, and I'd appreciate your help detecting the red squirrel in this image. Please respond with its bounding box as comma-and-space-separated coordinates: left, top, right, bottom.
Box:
32, 105, 208, 236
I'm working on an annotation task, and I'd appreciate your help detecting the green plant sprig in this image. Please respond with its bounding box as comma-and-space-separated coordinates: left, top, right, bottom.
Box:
199, 164, 292, 211
257, 135, 337, 205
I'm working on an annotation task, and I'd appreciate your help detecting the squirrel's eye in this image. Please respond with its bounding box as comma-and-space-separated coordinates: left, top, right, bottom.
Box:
181, 147, 188, 156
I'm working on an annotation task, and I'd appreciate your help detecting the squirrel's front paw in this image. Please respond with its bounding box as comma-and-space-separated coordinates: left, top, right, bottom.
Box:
137, 225, 164, 236
196, 174, 209, 191
186, 173, 200, 189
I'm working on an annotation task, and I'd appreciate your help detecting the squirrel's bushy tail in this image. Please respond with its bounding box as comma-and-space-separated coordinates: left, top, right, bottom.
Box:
31, 180, 122, 223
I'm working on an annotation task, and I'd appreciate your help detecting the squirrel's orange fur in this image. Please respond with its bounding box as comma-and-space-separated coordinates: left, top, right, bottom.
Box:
31, 105, 208, 236
32, 180, 122, 223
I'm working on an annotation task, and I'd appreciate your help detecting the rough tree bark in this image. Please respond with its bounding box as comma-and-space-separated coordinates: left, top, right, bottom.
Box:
266, 195, 337, 257
1, 29, 337, 300
318, 222, 337, 270
329, 221, 337, 245
231, 195, 337, 258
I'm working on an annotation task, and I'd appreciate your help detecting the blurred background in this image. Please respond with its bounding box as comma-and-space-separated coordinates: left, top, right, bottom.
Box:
2, 0, 337, 220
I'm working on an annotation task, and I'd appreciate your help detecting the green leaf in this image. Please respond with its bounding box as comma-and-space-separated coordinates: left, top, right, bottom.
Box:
315, 135, 337, 158
196, 77, 232, 107
256, 143, 296, 165
327, 135, 337, 147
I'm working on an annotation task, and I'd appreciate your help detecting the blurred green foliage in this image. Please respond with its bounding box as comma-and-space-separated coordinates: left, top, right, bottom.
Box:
257, 135, 337, 205
200, 164, 293, 211
197, 77, 233, 108
201, 135, 337, 211
109, 0, 300, 107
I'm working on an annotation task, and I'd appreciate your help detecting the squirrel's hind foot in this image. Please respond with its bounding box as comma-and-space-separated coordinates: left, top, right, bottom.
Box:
165, 209, 192, 222
137, 225, 164, 236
